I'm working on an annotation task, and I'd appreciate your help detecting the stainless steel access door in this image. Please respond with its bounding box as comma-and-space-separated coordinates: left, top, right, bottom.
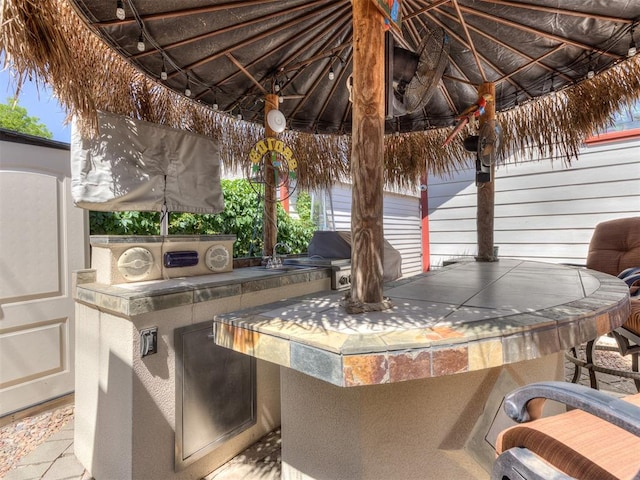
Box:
175, 321, 256, 470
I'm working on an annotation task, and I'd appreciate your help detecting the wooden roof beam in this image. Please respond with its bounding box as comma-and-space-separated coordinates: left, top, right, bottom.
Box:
166, 3, 340, 79
459, 4, 623, 59
451, 0, 488, 82
404, 0, 451, 21
216, 10, 350, 109
409, 2, 525, 94
287, 30, 353, 118
436, 7, 573, 83
477, 0, 634, 25
97, 0, 282, 27
132, 0, 331, 60
225, 53, 267, 94
209, 5, 351, 93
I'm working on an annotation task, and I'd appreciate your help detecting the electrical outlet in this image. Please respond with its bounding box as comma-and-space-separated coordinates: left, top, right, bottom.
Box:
140, 327, 158, 357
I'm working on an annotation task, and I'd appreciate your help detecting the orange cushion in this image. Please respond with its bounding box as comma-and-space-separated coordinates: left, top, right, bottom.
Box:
586, 217, 640, 277
496, 393, 640, 480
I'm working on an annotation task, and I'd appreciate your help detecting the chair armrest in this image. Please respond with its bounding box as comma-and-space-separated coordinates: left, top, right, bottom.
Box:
619, 267, 640, 280
620, 273, 640, 296
503, 381, 640, 437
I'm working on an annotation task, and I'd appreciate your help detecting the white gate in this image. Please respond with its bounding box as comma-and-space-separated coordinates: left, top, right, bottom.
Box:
0, 131, 87, 417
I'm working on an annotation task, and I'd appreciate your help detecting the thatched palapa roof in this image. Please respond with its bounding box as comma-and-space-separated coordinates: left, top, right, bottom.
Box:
2, 0, 640, 190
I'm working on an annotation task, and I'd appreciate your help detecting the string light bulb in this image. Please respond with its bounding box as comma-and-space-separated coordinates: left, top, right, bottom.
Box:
184, 76, 191, 97
116, 0, 125, 20
328, 67, 335, 81
160, 58, 167, 80
137, 32, 145, 52
587, 69, 595, 79
628, 27, 637, 57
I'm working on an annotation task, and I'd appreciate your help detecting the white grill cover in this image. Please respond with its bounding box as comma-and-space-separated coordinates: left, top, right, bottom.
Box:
71, 111, 224, 213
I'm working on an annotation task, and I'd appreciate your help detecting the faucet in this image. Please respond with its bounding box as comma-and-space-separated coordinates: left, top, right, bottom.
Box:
267, 242, 291, 268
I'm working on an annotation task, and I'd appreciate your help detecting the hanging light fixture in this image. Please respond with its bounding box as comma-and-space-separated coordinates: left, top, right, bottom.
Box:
586, 53, 595, 79
137, 31, 145, 52
160, 57, 168, 81
628, 27, 637, 57
116, 0, 125, 20
184, 76, 191, 97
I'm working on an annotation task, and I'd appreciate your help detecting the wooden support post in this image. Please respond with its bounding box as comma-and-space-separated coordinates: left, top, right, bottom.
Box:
346, 0, 391, 312
263, 93, 279, 259
476, 82, 497, 262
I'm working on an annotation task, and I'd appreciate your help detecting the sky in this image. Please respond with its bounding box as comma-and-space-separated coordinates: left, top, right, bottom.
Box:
0, 68, 71, 143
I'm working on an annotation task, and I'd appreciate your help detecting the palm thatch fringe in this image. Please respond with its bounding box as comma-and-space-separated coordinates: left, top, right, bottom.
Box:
2, 0, 640, 191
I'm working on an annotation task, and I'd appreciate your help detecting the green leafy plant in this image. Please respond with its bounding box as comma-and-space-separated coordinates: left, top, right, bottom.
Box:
0, 97, 53, 139
89, 179, 315, 258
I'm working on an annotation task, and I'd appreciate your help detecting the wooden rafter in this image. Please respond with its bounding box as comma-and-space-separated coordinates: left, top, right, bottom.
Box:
402, 0, 483, 109
223, 16, 352, 122
225, 53, 267, 94
316, 51, 351, 123
287, 28, 352, 120
404, 0, 451, 21
435, 6, 573, 83
478, 0, 634, 25
451, 0, 488, 82
402, 9, 423, 47
282, 41, 352, 73
205, 5, 351, 96
416, 6, 525, 93
166, 3, 339, 79
96, 0, 282, 27
458, 4, 623, 59
500, 45, 566, 82
438, 81, 458, 114
132, 0, 330, 60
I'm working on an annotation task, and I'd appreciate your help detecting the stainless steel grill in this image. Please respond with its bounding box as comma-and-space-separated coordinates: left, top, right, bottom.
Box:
283, 257, 352, 291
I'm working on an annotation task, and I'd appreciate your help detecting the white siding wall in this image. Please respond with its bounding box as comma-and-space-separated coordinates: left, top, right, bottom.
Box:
427, 137, 640, 269
329, 183, 423, 277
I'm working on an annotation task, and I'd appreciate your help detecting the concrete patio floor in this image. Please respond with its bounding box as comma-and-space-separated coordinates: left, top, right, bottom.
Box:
2, 351, 636, 480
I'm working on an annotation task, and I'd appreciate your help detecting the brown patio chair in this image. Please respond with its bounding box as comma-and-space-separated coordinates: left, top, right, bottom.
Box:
491, 381, 640, 480
565, 217, 640, 391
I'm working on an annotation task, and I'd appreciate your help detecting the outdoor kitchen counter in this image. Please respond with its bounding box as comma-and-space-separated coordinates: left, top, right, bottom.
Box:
72, 263, 332, 480
211, 259, 631, 479
74, 265, 331, 318
213, 259, 630, 387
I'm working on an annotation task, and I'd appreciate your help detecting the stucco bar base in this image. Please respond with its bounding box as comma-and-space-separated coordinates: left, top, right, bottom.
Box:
73, 266, 331, 480
280, 353, 564, 480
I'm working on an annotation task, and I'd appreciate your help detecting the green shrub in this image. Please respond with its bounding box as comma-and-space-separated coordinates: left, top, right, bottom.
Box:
89, 179, 315, 258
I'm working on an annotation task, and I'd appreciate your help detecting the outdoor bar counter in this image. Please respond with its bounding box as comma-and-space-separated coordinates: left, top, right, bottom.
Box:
213, 259, 631, 479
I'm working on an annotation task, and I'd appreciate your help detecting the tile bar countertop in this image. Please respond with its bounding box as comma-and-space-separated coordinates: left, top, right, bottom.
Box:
74, 266, 330, 318
213, 259, 631, 387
